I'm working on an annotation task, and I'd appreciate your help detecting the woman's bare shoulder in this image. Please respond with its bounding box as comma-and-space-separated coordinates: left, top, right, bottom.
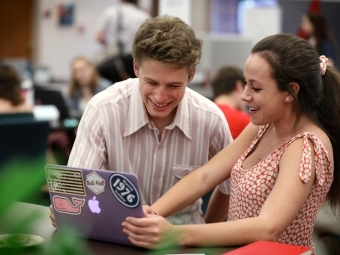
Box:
300, 122, 333, 159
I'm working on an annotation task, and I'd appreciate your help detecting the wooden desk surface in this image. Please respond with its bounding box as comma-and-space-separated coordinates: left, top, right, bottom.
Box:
0, 202, 237, 255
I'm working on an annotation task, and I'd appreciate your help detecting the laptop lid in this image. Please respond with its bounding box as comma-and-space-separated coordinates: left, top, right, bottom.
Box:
45, 164, 144, 246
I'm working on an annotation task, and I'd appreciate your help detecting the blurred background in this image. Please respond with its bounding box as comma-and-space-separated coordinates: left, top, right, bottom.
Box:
1, 0, 339, 85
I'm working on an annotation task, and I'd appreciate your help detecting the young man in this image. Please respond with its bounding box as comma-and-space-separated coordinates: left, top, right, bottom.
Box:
211, 65, 250, 139
50, 15, 232, 226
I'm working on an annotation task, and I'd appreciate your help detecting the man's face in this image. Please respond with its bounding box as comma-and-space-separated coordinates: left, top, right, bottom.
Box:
134, 59, 194, 127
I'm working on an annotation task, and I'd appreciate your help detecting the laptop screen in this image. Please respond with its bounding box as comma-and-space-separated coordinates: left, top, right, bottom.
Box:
34, 87, 70, 119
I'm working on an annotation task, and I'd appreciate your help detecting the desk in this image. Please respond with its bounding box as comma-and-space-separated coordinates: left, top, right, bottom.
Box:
0, 202, 237, 255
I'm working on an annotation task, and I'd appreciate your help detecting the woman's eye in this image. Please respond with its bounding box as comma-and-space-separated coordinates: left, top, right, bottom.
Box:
252, 87, 261, 92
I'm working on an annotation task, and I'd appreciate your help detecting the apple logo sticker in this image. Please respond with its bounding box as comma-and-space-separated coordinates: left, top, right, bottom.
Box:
88, 196, 101, 213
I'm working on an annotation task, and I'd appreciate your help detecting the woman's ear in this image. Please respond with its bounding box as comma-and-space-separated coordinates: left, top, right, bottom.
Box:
286, 82, 300, 102
288, 82, 300, 97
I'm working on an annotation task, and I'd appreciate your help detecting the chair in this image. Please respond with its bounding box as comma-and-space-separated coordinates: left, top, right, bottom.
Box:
0, 120, 50, 204
0, 120, 50, 168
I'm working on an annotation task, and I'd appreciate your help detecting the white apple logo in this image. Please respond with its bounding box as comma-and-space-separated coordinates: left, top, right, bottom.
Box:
88, 196, 101, 213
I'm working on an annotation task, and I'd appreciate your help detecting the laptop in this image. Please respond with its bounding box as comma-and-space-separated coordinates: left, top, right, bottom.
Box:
45, 164, 144, 246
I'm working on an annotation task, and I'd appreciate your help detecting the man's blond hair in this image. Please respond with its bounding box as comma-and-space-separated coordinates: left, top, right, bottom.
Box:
132, 15, 202, 77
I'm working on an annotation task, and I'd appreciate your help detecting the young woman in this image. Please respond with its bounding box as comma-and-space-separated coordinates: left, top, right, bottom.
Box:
122, 34, 340, 254
300, 12, 338, 67
68, 56, 111, 117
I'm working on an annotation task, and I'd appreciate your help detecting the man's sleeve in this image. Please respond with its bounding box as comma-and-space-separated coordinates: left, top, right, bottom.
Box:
68, 103, 107, 169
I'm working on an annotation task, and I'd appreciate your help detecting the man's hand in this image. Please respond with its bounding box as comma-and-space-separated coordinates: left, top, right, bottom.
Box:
142, 205, 154, 216
122, 214, 178, 249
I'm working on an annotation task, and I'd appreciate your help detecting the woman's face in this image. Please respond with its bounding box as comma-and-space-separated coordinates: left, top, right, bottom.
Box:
72, 59, 94, 87
300, 15, 314, 36
241, 53, 289, 126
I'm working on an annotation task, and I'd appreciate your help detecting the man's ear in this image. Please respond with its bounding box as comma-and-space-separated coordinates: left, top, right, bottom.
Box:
133, 60, 139, 77
188, 68, 196, 83
235, 80, 245, 93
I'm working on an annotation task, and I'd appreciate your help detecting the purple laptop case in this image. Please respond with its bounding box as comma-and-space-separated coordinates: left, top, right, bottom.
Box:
45, 164, 144, 246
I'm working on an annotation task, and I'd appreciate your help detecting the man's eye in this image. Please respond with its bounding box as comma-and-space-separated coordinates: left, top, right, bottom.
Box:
169, 85, 180, 89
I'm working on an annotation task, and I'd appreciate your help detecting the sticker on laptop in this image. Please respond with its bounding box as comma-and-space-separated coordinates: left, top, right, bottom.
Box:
109, 174, 140, 208
88, 196, 101, 214
46, 166, 85, 196
53, 195, 85, 215
86, 172, 105, 195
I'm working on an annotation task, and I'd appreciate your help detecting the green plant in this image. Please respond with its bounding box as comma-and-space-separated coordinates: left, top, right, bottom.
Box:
0, 157, 91, 255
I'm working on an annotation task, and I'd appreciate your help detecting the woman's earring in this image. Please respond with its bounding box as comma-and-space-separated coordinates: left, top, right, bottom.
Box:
286, 97, 290, 101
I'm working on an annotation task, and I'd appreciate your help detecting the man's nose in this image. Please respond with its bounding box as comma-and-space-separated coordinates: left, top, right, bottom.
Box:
153, 86, 167, 102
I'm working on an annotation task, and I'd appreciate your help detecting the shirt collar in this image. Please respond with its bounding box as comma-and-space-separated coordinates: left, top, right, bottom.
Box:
166, 90, 192, 140
124, 79, 149, 137
124, 83, 192, 140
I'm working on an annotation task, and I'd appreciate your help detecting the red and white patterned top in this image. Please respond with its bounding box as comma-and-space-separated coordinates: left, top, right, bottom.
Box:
228, 125, 333, 253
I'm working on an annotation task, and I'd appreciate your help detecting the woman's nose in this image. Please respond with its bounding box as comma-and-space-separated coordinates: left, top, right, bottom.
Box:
241, 88, 251, 102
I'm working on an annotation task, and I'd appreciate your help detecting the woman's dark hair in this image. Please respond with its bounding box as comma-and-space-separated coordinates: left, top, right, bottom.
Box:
0, 64, 24, 106
252, 33, 340, 213
305, 12, 338, 54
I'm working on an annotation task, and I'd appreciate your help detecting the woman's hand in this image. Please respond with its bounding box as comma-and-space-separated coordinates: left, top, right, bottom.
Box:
122, 214, 179, 249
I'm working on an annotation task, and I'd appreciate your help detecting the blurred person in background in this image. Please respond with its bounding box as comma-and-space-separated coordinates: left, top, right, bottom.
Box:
0, 63, 34, 122
211, 65, 250, 139
47, 56, 111, 166
49, 56, 111, 165
68, 56, 111, 118
300, 12, 338, 67
95, 0, 151, 83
